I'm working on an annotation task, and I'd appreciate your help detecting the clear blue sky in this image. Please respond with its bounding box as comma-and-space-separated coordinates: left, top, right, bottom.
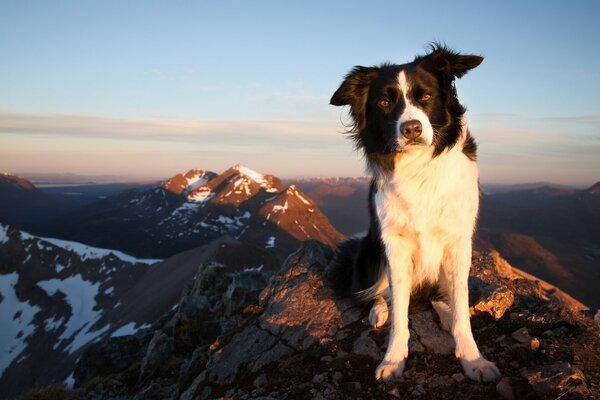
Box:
1, 0, 599, 185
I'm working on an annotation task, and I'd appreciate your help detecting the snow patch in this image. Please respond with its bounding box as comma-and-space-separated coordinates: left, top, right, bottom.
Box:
0, 224, 9, 244
233, 164, 278, 192
265, 236, 276, 248
272, 200, 288, 213
0, 273, 41, 376
111, 322, 151, 338
293, 188, 312, 205
64, 372, 75, 388
37, 274, 110, 353
26, 234, 160, 265
183, 171, 212, 194
188, 187, 215, 203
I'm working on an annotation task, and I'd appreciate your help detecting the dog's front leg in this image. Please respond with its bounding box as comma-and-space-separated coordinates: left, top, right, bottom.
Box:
375, 235, 413, 381
446, 239, 501, 382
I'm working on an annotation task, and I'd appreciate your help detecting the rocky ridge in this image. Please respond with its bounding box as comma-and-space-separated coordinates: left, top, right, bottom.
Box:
24, 241, 599, 400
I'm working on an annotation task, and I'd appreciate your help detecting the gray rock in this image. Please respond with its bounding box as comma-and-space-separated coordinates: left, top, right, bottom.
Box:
496, 377, 515, 400
352, 331, 382, 360
511, 327, 531, 344
179, 371, 206, 400
469, 276, 514, 320
409, 311, 455, 355
223, 271, 268, 316
139, 330, 173, 381
525, 362, 589, 397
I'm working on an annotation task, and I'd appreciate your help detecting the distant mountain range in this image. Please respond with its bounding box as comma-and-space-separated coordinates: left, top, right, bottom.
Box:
0, 166, 344, 260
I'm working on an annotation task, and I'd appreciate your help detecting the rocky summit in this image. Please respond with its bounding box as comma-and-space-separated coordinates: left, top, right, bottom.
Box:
19, 241, 599, 400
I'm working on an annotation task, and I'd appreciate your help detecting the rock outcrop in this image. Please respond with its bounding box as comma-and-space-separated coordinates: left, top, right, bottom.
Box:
27, 242, 600, 400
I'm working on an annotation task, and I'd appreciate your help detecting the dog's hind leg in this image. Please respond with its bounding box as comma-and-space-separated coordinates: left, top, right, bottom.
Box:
369, 289, 390, 328
443, 240, 501, 382
431, 299, 452, 332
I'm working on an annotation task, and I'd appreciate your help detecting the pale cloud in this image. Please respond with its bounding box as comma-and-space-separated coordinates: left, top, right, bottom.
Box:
1, 111, 598, 184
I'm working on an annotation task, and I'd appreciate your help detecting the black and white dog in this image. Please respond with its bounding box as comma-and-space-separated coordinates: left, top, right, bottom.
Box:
329, 45, 501, 382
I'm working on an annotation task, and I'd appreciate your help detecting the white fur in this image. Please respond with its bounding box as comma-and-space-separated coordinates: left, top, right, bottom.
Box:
370, 123, 501, 382
397, 71, 434, 145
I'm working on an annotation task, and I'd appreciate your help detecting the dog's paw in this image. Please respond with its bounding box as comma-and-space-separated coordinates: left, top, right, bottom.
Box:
375, 359, 405, 381
369, 298, 389, 328
460, 357, 501, 382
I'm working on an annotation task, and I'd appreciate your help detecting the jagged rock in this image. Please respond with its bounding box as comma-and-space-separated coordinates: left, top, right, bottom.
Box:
66, 244, 600, 400
410, 311, 455, 355
223, 270, 268, 316
469, 276, 514, 320
177, 346, 208, 391
74, 330, 152, 387
524, 362, 589, 397
205, 241, 359, 385
133, 382, 178, 400
139, 330, 173, 381
178, 371, 206, 400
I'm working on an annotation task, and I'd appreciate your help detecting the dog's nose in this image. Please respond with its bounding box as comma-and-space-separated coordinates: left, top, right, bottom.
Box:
400, 120, 422, 140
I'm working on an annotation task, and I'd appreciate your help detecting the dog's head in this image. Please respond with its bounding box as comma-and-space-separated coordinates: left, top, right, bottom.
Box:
331, 44, 483, 163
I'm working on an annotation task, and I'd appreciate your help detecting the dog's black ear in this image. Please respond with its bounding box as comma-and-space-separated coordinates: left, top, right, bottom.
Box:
330, 66, 378, 107
331, 66, 378, 131
419, 44, 483, 79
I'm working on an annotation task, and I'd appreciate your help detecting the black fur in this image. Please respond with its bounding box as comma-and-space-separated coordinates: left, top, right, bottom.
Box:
329, 44, 483, 299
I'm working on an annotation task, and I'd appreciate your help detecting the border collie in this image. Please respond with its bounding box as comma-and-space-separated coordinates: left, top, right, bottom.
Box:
329, 44, 501, 382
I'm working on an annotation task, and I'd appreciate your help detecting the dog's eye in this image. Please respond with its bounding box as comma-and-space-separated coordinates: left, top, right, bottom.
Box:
377, 98, 391, 109
420, 93, 432, 102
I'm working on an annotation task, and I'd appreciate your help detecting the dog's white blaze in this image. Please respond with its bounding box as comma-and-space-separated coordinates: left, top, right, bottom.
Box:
397, 71, 434, 145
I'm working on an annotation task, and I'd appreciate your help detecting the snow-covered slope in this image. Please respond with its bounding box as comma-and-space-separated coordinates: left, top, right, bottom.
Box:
0, 224, 159, 396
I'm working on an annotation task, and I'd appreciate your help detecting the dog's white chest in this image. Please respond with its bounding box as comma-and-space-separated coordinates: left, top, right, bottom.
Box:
374, 147, 479, 282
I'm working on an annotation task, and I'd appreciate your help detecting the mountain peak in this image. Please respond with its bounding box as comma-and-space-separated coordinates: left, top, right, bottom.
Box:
160, 169, 217, 196
229, 164, 279, 193
0, 172, 35, 190
585, 181, 600, 196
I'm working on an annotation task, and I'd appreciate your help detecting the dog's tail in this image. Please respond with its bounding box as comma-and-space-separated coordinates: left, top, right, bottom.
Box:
326, 233, 388, 302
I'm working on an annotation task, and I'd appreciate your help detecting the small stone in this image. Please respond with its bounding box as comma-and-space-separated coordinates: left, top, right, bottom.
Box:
496, 377, 514, 400
511, 327, 531, 344
388, 386, 401, 398
451, 373, 465, 383
320, 355, 333, 363
543, 329, 554, 337
529, 337, 541, 351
